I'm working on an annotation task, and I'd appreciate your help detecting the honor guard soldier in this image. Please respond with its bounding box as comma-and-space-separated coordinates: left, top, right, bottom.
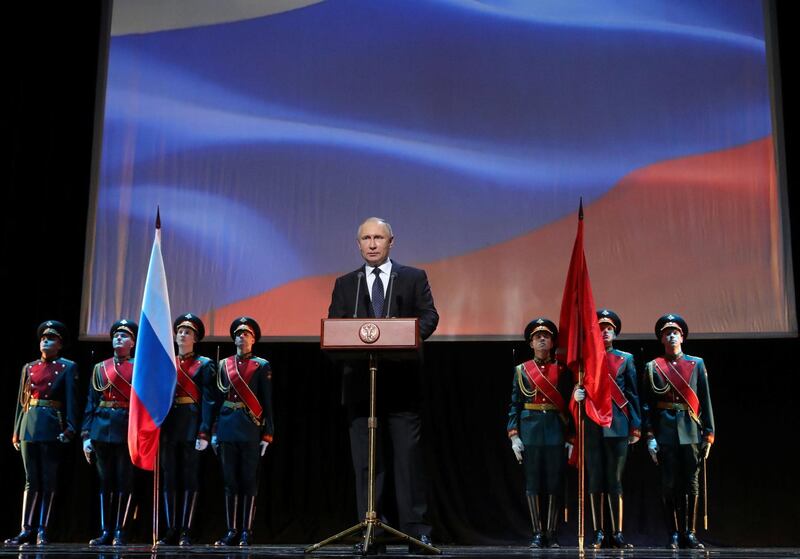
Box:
643, 314, 715, 549
156, 313, 215, 546
508, 318, 574, 549
5, 321, 79, 546
211, 317, 273, 547
82, 319, 138, 546
573, 310, 641, 548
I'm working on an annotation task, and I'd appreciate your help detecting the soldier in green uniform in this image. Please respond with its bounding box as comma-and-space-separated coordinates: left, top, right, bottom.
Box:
82, 319, 138, 546
156, 313, 215, 545
211, 317, 273, 547
643, 314, 714, 550
5, 321, 79, 546
573, 309, 641, 548
507, 318, 574, 549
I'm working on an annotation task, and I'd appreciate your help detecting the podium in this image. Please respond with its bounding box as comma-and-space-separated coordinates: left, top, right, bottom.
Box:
304, 318, 440, 555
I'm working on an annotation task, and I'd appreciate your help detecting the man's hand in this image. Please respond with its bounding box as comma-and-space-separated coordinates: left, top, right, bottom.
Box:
195, 438, 209, 451
259, 441, 269, 457
13, 441, 20, 451
211, 434, 219, 455
629, 434, 640, 445
83, 439, 94, 464
700, 440, 712, 460
510, 435, 524, 463
647, 438, 658, 464
565, 441, 574, 460
573, 388, 586, 402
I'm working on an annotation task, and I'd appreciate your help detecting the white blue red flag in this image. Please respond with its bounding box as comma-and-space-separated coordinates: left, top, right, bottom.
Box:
128, 212, 177, 470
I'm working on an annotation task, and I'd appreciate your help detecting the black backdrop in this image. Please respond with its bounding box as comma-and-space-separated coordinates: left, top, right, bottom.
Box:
4, 1, 800, 547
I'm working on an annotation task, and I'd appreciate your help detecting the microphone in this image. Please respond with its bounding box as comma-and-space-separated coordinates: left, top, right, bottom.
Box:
353, 271, 364, 318
384, 272, 398, 317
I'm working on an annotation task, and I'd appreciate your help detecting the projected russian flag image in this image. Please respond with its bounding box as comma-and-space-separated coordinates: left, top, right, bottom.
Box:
128, 213, 177, 471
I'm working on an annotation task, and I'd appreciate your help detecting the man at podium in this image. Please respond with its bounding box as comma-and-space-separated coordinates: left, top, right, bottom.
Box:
328, 217, 439, 551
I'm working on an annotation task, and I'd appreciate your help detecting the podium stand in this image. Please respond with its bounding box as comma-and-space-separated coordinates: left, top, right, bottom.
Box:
304, 318, 440, 555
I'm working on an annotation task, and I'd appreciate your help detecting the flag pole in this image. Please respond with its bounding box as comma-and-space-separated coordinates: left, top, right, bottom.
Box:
576, 199, 585, 554
152, 208, 162, 550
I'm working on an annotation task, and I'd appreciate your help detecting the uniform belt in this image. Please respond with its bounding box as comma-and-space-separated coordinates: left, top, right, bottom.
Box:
99, 401, 130, 409
28, 399, 62, 409
657, 402, 688, 411
174, 396, 196, 405
524, 403, 558, 411
223, 401, 246, 409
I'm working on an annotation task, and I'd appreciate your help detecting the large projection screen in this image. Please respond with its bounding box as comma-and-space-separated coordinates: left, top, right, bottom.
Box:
81, 0, 795, 340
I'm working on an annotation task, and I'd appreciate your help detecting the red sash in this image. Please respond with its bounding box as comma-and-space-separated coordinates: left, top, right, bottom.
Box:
653, 357, 700, 420
28, 361, 65, 399
223, 357, 263, 419
101, 358, 132, 401
521, 361, 566, 412
176, 357, 202, 403
605, 353, 630, 418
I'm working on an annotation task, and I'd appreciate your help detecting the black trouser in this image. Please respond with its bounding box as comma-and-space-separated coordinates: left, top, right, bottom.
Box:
20, 442, 62, 493
94, 442, 134, 493
523, 445, 564, 496
160, 440, 200, 493
585, 422, 628, 495
348, 409, 430, 537
659, 443, 701, 496
219, 442, 261, 496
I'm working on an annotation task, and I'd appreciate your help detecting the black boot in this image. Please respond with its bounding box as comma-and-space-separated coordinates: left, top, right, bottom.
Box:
239, 495, 257, 546
589, 492, 604, 549
89, 493, 114, 546
4, 490, 39, 546
112, 493, 132, 546
36, 492, 56, 545
607, 493, 633, 548
663, 496, 679, 550
178, 491, 198, 546
683, 494, 705, 549
157, 491, 177, 545
545, 495, 560, 548
525, 494, 543, 548
214, 494, 239, 546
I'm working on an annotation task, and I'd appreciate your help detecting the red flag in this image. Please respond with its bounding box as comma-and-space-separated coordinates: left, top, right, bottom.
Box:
557, 201, 613, 434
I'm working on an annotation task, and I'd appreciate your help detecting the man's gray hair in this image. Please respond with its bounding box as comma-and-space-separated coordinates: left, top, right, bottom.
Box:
357, 217, 393, 238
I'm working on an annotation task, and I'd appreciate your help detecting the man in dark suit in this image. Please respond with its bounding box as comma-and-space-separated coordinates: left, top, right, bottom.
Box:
643, 314, 714, 550
328, 217, 439, 552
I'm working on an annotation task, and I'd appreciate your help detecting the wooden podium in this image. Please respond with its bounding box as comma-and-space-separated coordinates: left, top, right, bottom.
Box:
305, 318, 440, 555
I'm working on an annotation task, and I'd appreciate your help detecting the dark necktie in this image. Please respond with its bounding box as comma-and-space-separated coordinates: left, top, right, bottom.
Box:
371, 268, 384, 318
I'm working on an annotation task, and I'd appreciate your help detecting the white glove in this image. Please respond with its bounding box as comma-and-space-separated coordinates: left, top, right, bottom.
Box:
211, 434, 219, 455
565, 442, 574, 460
259, 440, 269, 456
700, 441, 711, 460
510, 435, 524, 463
647, 438, 658, 464
13, 441, 20, 451
573, 388, 586, 402
195, 438, 209, 451
57, 432, 69, 443
83, 439, 94, 463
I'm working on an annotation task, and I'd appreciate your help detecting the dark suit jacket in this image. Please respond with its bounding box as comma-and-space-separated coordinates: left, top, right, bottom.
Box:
328, 260, 439, 410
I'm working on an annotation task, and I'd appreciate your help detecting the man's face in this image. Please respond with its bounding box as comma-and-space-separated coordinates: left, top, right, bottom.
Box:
176, 326, 197, 352
661, 327, 683, 351
357, 220, 394, 267
529, 331, 553, 355
600, 323, 616, 346
39, 334, 62, 358
112, 330, 135, 357
235, 329, 255, 354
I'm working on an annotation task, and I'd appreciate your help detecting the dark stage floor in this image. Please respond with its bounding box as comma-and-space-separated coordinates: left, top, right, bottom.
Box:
2, 545, 800, 559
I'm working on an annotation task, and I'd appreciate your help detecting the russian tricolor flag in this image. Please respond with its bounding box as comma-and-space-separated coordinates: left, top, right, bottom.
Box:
128, 212, 177, 471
